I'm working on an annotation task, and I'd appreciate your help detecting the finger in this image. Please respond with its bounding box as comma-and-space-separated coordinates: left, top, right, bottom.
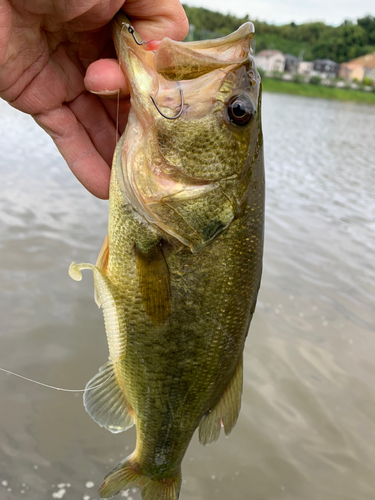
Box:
67, 91, 117, 167
7, 45, 85, 114
34, 104, 111, 199
99, 97, 131, 136
84, 58, 129, 96
123, 0, 189, 41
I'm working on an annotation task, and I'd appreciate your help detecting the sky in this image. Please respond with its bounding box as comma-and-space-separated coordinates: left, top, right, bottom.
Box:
183, 0, 374, 26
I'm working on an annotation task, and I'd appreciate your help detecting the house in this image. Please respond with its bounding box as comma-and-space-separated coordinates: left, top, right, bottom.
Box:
284, 54, 299, 73
312, 59, 339, 79
253, 50, 286, 73
297, 61, 314, 78
339, 62, 365, 82
339, 51, 375, 83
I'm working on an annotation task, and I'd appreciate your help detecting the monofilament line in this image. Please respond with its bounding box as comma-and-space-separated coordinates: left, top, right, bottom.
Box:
0, 367, 113, 392
116, 21, 127, 144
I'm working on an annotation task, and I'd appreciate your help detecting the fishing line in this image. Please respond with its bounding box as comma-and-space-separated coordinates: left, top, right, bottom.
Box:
0, 367, 113, 392
115, 21, 128, 144
116, 80, 120, 144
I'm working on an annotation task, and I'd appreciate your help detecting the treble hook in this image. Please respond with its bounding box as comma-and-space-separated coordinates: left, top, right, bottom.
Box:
150, 83, 184, 120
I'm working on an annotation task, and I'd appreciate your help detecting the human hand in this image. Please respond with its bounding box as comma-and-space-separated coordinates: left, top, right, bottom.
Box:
0, 0, 188, 198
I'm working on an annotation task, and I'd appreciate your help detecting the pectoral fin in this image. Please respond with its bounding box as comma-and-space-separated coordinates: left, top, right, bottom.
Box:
135, 243, 170, 325
199, 356, 243, 445
84, 361, 134, 434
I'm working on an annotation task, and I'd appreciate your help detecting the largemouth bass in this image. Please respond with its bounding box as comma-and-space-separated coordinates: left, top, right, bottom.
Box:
69, 11, 264, 500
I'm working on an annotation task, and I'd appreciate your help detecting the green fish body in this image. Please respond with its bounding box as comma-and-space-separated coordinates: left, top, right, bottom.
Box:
69, 12, 264, 500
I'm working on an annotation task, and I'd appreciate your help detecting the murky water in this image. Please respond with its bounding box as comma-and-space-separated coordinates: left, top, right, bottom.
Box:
0, 93, 374, 500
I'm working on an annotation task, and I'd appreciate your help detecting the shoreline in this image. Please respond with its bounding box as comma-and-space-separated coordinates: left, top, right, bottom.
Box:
262, 78, 375, 104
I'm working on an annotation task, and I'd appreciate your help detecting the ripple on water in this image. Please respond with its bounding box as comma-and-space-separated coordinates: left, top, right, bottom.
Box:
1, 92, 375, 500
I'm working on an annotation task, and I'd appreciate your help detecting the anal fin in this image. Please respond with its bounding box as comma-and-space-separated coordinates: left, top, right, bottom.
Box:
199, 356, 243, 445
84, 361, 134, 434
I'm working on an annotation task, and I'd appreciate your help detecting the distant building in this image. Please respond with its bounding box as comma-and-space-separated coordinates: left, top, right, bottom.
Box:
339, 62, 365, 82
253, 50, 285, 73
312, 59, 339, 79
339, 51, 375, 83
284, 54, 299, 73
297, 61, 314, 78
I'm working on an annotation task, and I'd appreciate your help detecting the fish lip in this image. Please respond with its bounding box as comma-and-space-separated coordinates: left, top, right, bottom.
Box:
112, 11, 136, 42
112, 11, 255, 47
164, 21, 255, 50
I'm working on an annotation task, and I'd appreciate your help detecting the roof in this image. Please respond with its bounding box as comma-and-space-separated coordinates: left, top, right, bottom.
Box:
348, 52, 375, 69
256, 50, 284, 58
285, 53, 299, 60
315, 59, 338, 65
340, 61, 363, 70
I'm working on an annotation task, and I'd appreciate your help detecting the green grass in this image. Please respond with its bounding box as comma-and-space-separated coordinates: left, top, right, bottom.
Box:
262, 78, 375, 104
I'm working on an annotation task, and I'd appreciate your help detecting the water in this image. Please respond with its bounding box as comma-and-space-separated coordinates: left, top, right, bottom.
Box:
0, 93, 374, 500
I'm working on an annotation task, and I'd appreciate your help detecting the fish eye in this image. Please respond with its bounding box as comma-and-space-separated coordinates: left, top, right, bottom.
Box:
227, 95, 255, 126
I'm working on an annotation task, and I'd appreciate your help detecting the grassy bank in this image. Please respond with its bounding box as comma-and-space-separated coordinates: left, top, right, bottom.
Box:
262, 78, 375, 104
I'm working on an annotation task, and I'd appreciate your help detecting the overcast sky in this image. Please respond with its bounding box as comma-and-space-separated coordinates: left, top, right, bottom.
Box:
183, 0, 374, 26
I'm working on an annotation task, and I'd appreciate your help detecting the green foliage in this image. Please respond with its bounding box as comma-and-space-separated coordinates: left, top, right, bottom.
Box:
309, 76, 322, 85
262, 78, 375, 104
363, 77, 374, 86
357, 15, 375, 44
254, 33, 311, 58
182, 5, 375, 62
311, 22, 370, 62
182, 5, 249, 39
271, 71, 283, 80
293, 74, 305, 83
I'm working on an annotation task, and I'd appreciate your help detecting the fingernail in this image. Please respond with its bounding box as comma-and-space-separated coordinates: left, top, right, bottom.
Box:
90, 89, 120, 96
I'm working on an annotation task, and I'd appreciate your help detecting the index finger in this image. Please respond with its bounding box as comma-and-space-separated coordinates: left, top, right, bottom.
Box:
122, 0, 189, 41
84, 1, 189, 117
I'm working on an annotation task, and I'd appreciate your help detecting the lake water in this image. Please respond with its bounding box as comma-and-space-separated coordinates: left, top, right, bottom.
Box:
0, 92, 374, 500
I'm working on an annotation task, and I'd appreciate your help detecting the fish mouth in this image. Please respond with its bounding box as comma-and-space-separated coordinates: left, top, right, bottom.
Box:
112, 12, 255, 117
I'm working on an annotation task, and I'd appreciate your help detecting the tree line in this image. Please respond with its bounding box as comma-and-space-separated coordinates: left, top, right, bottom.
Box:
182, 6, 375, 63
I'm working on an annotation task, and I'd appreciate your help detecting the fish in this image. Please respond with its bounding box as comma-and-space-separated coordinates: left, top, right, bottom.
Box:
69, 11, 264, 500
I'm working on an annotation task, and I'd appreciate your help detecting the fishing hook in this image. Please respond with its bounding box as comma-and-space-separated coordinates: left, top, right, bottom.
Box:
126, 24, 146, 45
150, 83, 184, 120
120, 21, 184, 120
